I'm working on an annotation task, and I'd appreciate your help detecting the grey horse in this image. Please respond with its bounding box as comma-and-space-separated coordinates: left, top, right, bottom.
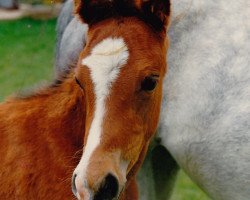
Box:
56, 0, 250, 199
0, 0, 18, 9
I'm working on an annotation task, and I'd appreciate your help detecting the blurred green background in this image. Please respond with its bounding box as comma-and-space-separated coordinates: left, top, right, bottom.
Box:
20, 0, 64, 5
0, 18, 210, 200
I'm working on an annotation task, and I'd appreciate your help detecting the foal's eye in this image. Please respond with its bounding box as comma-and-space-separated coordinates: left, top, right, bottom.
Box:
75, 77, 84, 89
141, 76, 158, 92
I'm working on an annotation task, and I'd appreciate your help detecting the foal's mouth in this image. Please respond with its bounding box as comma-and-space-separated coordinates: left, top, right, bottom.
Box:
72, 172, 123, 200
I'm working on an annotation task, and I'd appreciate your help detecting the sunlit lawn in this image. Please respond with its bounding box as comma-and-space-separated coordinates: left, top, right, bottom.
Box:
0, 18, 210, 200
0, 18, 55, 100
170, 171, 210, 200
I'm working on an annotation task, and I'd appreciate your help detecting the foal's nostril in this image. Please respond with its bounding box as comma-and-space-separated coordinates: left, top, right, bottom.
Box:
94, 173, 119, 200
71, 173, 78, 197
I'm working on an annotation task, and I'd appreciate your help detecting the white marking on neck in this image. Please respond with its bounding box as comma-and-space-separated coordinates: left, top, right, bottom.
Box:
74, 37, 129, 183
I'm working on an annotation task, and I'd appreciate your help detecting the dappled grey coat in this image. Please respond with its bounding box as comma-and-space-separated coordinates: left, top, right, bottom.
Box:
56, 0, 250, 199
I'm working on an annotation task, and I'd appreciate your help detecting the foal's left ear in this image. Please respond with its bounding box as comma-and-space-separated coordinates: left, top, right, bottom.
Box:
139, 0, 171, 32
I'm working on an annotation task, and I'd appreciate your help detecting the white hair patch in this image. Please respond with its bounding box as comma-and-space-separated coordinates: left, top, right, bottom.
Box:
74, 37, 129, 185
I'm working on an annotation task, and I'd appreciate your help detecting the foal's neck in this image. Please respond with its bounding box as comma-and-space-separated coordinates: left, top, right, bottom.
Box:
0, 74, 85, 199
3, 74, 85, 149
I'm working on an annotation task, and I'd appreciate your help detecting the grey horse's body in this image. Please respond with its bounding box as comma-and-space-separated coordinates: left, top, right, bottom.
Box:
56, 0, 250, 199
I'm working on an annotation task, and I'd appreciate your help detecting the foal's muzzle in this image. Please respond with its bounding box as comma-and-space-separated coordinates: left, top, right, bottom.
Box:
72, 173, 119, 200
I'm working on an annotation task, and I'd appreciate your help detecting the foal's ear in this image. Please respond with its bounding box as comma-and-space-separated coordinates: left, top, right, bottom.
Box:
74, 0, 171, 32
139, 0, 171, 32
74, 0, 118, 25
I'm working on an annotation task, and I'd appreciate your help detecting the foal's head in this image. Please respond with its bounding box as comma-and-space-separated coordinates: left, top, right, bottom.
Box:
72, 0, 171, 199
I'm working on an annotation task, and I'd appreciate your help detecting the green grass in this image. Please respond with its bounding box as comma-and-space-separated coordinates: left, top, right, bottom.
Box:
171, 171, 210, 200
0, 18, 210, 200
0, 18, 55, 101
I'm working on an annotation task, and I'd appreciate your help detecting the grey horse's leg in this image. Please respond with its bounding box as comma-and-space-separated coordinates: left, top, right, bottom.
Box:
0, 0, 18, 9
137, 137, 179, 200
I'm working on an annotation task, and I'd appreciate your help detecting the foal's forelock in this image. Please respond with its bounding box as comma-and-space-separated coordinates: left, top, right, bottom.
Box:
74, 37, 129, 187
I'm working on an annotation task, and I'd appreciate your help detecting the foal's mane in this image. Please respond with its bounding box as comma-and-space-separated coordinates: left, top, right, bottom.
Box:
8, 69, 75, 102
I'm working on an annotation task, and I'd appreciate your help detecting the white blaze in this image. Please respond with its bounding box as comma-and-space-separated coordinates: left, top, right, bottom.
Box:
74, 37, 129, 184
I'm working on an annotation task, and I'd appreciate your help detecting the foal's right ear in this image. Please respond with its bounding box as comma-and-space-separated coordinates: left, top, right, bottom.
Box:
74, 0, 115, 25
